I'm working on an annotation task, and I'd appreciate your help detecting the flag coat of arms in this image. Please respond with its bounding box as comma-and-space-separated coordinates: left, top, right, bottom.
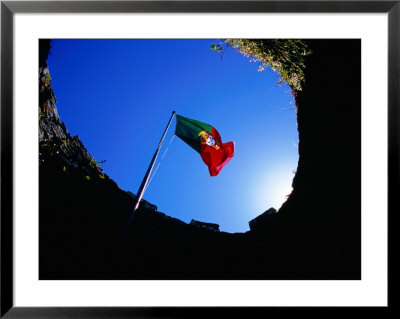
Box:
175, 114, 235, 176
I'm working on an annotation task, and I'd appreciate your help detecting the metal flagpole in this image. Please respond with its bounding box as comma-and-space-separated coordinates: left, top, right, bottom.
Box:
127, 110, 176, 225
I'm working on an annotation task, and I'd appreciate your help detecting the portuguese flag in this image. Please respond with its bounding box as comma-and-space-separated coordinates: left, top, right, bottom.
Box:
175, 114, 235, 176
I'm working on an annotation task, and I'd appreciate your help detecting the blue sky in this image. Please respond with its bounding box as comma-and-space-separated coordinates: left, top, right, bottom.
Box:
47, 39, 299, 233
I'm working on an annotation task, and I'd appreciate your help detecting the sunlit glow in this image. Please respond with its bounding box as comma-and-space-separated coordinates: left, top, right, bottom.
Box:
252, 167, 296, 217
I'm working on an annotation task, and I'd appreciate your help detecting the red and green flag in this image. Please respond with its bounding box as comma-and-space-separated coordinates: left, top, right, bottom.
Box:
175, 114, 235, 176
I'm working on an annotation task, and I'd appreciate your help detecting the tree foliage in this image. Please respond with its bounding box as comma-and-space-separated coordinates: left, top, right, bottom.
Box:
212, 39, 312, 93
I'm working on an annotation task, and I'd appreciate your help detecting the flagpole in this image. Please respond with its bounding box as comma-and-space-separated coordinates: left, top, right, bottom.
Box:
127, 111, 176, 225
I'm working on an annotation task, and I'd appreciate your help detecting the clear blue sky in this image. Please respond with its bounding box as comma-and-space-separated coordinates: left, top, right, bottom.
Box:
47, 39, 299, 233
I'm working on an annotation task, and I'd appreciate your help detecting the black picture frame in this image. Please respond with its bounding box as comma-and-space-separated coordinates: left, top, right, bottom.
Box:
1, 0, 396, 317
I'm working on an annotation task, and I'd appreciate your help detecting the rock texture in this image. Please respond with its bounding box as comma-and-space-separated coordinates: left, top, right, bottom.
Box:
39, 39, 360, 280
248, 207, 277, 231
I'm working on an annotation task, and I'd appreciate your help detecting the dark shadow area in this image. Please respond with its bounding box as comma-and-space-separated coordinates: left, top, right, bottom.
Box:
39, 39, 360, 280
